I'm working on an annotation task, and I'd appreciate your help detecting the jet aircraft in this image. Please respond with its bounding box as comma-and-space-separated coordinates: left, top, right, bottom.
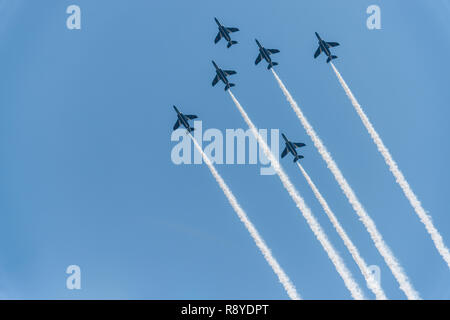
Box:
211, 60, 236, 91
313, 32, 340, 63
214, 18, 239, 48
173, 105, 197, 133
254, 39, 279, 69
281, 133, 306, 162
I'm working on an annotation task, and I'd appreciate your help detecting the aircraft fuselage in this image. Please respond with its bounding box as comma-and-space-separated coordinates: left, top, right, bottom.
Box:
315, 33, 331, 57
214, 66, 229, 85
286, 141, 297, 157
219, 26, 231, 42
174, 107, 191, 131
282, 134, 298, 157
260, 47, 271, 63
178, 114, 190, 130
215, 18, 232, 43
321, 42, 332, 57
256, 40, 272, 64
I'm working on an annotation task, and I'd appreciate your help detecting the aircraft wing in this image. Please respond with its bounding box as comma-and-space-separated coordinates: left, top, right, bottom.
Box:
314, 46, 322, 58
226, 27, 239, 33
327, 42, 339, 47
255, 53, 262, 65
185, 115, 198, 120
293, 142, 306, 148
281, 147, 289, 158
173, 119, 181, 130
224, 70, 236, 76
212, 75, 219, 86
214, 32, 222, 44
268, 49, 280, 54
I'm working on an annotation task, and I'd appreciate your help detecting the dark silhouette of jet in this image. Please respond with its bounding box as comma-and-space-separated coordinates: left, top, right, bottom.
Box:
173, 106, 197, 133
281, 133, 306, 162
314, 32, 340, 63
214, 18, 239, 48
254, 39, 280, 69
211, 61, 236, 91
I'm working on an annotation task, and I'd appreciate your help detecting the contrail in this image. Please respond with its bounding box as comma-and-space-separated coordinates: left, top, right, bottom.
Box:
296, 162, 387, 300
330, 62, 450, 270
228, 90, 365, 300
271, 69, 420, 300
188, 133, 301, 300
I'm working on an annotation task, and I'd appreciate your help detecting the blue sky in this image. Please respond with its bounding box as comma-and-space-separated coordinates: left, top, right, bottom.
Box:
0, 0, 449, 299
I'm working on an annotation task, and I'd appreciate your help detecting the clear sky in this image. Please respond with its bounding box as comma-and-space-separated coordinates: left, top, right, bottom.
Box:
0, 0, 449, 299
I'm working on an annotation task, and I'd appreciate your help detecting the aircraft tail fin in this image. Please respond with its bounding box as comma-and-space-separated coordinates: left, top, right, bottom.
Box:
225, 83, 235, 91
326, 55, 338, 63
227, 41, 238, 48
293, 155, 304, 163
267, 62, 278, 70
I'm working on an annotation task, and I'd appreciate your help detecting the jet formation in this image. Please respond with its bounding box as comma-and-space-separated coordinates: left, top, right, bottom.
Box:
173, 20, 340, 165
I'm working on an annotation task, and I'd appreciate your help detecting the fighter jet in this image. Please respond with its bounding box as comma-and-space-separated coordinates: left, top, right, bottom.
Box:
254, 39, 279, 69
313, 32, 340, 63
211, 60, 236, 91
214, 18, 239, 48
281, 133, 306, 162
172, 105, 197, 133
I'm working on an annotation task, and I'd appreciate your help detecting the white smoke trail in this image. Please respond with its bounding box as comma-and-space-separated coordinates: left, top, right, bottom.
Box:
228, 90, 365, 300
188, 133, 301, 300
296, 162, 387, 300
330, 62, 450, 270
271, 69, 420, 300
